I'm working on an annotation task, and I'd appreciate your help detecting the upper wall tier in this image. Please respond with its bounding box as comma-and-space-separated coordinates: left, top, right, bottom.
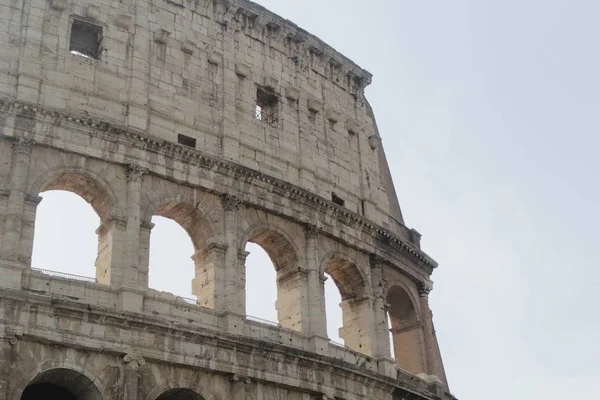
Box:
0, 0, 406, 234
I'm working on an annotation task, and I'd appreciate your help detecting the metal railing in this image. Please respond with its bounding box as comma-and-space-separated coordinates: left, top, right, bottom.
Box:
32, 268, 97, 284
246, 314, 281, 327
254, 108, 278, 128
177, 296, 198, 305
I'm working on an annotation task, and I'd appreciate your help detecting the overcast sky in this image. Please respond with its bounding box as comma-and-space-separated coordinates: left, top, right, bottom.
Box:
31, 1, 600, 399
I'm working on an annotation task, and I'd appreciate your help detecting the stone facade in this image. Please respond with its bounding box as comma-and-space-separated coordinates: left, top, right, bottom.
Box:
0, 0, 457, 399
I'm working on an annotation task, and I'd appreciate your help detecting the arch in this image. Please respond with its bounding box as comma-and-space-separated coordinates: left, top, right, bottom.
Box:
144, 196, 216, 251
145, 384, 212, 400
155, 388, 205, 400
12, 364, 106, 400
385, 282, 426, 374
239, 222, 300, 271
29, 166, 119, 221
320, 251, 368, 300
28, 167, 119, 284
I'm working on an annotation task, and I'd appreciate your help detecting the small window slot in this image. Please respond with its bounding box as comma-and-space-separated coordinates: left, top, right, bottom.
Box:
69, 19, 103, 59
255, 88, 278, 128
332, 192, 345, 207
177, 134, 196, 148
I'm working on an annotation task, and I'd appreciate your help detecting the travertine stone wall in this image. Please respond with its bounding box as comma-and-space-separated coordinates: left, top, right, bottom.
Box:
0, 0, 457, 399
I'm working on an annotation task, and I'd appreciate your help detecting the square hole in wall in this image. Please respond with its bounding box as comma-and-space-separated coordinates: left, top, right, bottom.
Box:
332, 192, 345, 207
70, 19, 103, 59
255, 88, 278, 128
177, 134, 196, 148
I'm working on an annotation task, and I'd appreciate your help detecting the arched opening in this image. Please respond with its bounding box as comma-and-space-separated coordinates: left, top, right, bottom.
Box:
20, 368, 102, 400
32, 191, 99, 279
30, 172, 114, 284
146, 201, 214, 306
245, 242, 278, 323
148, 216, 195, 300
323, 256, 372, 354
387, 285, 424, 374
323, 272, 344, 343
242, 226, 303, 332
155, 388, 204, 400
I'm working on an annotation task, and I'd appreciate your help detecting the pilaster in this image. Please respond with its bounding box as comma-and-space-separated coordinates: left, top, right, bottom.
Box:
371, 255, 392, 360
123, 164, 147, 288
123, 354, 145, 400
304, 225, 329, 354
1, 138, 34, 263
221, 194, 244, 313
0, 335, 15, 400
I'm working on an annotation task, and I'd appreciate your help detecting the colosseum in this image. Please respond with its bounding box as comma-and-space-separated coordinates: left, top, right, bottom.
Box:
0, 0, 457, 399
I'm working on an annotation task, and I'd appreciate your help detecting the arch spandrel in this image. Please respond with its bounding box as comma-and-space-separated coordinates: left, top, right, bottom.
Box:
141, 179, 223, 250
28, 165, 122, 222
238, 209, 304, 272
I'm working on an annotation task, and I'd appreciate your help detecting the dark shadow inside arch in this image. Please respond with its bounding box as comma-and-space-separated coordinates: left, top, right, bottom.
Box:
21, 368, 102, 400
386, 285, 423, 373
155, 388, 204, 400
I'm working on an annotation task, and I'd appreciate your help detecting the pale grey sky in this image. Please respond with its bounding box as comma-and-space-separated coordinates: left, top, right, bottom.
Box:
31, 1, 600, 399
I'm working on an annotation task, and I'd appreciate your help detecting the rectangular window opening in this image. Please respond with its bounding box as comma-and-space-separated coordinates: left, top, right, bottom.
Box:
332, 192, 345, 207
70, 19, 103, 59
255, 88, 278, 128
177, 134, 196, 148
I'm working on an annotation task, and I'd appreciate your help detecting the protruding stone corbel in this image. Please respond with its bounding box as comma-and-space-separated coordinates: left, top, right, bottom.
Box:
86, 5, 101, 20
182, 39, 196, 54
123, 354, 146, 370
264, 76, 279, 91
326, 109, 342, 124
345, 118, 360, 135
235, 63, 251, 78
367, 134, 381, 150
50, 0, 67, 11
115, 14, 132, 30
307, 98, 323, 113
208, 50, 223, 65
229, 374, 251, 384
154, 28, 171, 44
285, 87, 300, 102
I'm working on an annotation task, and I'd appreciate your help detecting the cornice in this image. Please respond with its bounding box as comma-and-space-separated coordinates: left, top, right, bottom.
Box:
0, 99, 438, 272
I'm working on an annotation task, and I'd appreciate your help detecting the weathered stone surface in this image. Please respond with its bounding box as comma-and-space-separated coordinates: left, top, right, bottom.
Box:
0, 0, 456, 399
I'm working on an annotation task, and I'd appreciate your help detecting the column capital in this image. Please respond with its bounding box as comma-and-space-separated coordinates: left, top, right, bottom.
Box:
221, 193, 243, 211
126, 164, 147, 182
12, 137, 35, 155
370, 254, 385, 269
418, 281, 433, 297
303, 224, 320, 239
123, 353, 145, 370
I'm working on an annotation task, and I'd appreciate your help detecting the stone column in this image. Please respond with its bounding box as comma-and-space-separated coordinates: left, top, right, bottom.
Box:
0, 138, 34, 290
221, 194, 244, 314
117, 165, 146, 312
304, 225, 328, 354
370, 255, 392, 359
1, 138, 33, 261
123, 164, 147, 288
0, 336, 16, 400
137, 221, 155, 290
192, 243, 227, 308
95, 218, 127, 286
123, 354, 145, 400
418, 282, 438, 378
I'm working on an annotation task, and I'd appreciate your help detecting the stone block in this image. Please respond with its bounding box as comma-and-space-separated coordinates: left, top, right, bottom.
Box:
115, 14, 132, 30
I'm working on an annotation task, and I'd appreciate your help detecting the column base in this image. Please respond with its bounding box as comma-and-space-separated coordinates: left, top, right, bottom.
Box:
0, 260, 25, 290
377, 357, 397, 378
220, 312, 246, 335
307, 335, 330, 356
117, 287, 145, 313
